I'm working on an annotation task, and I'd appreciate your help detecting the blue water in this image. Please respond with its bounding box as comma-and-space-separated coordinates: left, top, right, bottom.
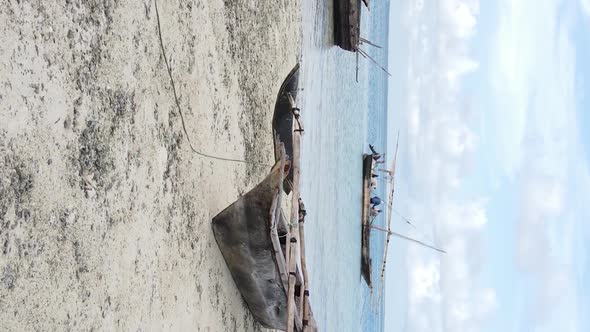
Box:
299, 1, 390, 331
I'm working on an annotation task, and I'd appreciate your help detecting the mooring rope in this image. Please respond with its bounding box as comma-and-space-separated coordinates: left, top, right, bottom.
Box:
154, 0, 273, 168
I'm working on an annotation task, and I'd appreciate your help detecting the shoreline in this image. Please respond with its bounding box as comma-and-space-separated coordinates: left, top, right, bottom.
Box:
0, 1, 301, 330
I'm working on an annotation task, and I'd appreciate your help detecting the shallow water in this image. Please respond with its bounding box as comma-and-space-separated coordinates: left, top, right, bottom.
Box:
299, 1, 390, 331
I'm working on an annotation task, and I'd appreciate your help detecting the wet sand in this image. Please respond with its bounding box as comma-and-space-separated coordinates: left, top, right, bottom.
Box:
0, 0, 300, 330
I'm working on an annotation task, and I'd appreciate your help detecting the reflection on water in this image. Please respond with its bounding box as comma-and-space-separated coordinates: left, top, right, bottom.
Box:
299, 0, 390, 331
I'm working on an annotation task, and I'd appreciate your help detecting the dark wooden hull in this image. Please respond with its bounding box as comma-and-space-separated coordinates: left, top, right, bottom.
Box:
272, 64, 300, 193
213, 65, 312, 331
333, 0, 361, 52
361, 154, 373, 288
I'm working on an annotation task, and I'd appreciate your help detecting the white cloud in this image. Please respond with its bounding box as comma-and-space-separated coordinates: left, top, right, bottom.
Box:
410, 260, 441, 301
488, 0, 558, 176
491, 0, 585, 329
397, 1, 497, 331
581, 0, 590, 17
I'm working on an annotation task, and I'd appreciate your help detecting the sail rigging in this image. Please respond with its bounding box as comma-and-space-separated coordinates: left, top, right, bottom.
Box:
374, 131, 399, 309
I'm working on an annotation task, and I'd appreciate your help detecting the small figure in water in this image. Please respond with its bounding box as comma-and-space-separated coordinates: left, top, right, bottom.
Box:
370, 196, 382, 208
371, 177, 377, 190
370, 206, 381, 217
298, 197, 307, 222
369, 144, 379, 155
369, 144, 383, 162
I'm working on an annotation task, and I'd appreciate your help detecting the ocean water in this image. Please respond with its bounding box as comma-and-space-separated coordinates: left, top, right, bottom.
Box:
299, 1, 390, 331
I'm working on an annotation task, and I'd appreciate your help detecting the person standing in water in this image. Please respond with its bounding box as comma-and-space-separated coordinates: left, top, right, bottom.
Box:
369, 144, 385, 164
370, 196, 382, 208
370, 206, 381, 217
369, 144, 379, 155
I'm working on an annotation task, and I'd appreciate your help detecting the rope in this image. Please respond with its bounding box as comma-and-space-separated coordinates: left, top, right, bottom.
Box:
154, 0, 272, 168
392, 208, 439, 246
391, 208, 416, 230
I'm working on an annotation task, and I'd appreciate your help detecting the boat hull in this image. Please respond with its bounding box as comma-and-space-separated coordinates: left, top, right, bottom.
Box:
361, 154, 373, 288
333, 0, 361, 52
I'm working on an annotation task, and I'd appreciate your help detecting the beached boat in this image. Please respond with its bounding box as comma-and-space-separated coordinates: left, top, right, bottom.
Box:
360, 154, 374, 288
212, 65, 315, 331
333, 0, 362, 51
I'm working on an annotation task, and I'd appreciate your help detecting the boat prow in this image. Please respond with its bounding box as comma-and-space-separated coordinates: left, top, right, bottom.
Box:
273, 63, 300, 194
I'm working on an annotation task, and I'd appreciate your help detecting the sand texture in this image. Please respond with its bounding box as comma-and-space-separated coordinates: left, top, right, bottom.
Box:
0, 0, 300, 330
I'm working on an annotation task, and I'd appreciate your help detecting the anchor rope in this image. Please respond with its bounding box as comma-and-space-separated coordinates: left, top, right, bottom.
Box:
154, 0, 273, 168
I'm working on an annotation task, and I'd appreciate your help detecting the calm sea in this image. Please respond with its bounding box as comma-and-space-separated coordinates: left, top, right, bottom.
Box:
299, 1, 391, 331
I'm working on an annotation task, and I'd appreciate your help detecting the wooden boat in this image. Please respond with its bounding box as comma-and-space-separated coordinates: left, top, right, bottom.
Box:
333, 1, 392, 82
212, 65, 316, 331
361, 154, 374, 288
333, 0, 362, 51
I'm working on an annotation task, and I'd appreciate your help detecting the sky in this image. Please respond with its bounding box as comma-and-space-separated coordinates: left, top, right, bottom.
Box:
385, 0, 589, 331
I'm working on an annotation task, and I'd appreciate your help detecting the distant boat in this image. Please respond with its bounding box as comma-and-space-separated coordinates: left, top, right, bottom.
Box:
333, 0, 365, 52
360, 153, 374, 288
333, 0, 391, 81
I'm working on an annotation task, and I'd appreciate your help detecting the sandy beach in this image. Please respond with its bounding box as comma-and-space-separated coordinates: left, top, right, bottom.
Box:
0, 0, 300, 330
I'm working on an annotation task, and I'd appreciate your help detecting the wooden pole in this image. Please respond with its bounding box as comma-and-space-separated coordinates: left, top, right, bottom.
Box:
289, 94, 301, 240
270, 144, 291, 291
360, 37, 382, 48
285, 93, 301, 282
375, 132, 399, 310
287, 238, 298, 332
287, 87, 302, 332
298, 200, 311, 331
358, 48, 392, 76
356, 50, 359, 83
370, 225, 391, 233
371, 225, 446, 253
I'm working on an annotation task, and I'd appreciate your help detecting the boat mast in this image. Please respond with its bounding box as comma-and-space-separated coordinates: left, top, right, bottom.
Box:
360, 37, 382, 49
371, 225, 446, 254
374, 132, 399, 310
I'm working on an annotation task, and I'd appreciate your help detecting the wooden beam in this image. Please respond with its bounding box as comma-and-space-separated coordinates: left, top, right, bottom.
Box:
270, 144, 290, 291
360, 37, 382, 48
300, 221, 311, 331
287, 238, 298, 332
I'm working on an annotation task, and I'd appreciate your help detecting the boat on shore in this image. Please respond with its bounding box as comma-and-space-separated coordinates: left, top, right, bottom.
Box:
212, 64, 316, 331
